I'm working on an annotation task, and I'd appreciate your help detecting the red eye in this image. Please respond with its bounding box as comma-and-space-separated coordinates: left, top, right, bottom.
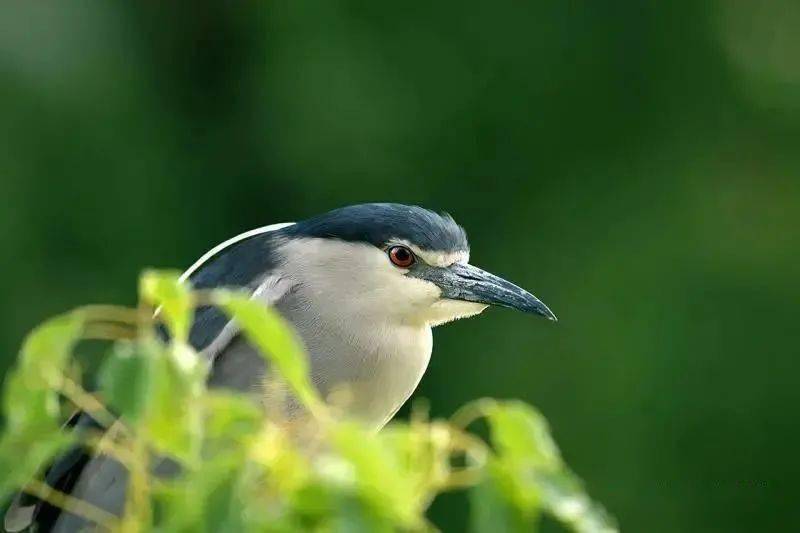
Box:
388, 246, 415, 268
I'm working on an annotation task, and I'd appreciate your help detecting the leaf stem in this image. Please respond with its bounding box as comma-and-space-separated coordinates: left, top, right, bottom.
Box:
24, 479, 120, 530
449, 398, 497, 430
58, 377, 122, 433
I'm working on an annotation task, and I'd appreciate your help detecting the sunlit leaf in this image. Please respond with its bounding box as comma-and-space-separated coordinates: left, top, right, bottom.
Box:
251, 425, 311, 497
485, 401, 562, 471
204, 391, 263, 443
0, 426, 72, 501
330, 493, 395, 533
202, 392, 264, 466
15, 311, 85, 393
1, 370, 60, 437
140, 270, 193, 343
330, 422, 421, 529
213, 292, 322, 412
0, 312, 84, 500
145, 342, 207, 463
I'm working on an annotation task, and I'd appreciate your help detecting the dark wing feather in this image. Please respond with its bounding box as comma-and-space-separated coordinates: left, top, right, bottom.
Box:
186, 226, 285, 352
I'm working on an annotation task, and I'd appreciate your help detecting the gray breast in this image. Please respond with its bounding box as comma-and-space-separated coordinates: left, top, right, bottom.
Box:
204, 282, 433, 429
272, 287, 433, 428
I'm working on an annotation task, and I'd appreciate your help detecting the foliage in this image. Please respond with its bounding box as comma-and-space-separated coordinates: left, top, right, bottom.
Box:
0, 271, 616, 532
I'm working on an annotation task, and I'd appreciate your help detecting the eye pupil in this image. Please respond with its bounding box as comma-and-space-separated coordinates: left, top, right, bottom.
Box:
389, 246, 414, 267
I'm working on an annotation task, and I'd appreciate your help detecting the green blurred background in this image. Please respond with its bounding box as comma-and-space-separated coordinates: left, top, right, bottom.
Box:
2, 2, 798, 531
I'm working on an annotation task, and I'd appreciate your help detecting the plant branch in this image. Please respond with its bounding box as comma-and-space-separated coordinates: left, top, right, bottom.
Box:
24, 479, 120, 530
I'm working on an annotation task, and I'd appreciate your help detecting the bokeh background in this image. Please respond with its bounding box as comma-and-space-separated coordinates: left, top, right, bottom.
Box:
2, 2, 799, 531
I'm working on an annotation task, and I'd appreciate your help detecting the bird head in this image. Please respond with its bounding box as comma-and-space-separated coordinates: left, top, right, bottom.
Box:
279, 203, 556, 328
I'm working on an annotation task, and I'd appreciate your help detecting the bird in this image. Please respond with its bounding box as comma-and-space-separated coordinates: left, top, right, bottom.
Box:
4, 202, 555, 532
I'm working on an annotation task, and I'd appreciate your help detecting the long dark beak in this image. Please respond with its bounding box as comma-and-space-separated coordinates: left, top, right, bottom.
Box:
418, 263, 557, 320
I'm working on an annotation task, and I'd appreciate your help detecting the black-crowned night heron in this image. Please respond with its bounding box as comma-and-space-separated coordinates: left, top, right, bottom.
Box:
5, 203, 555, 532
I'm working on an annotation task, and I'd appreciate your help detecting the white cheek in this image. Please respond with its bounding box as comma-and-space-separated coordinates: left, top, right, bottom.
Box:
376, 274, 442, 320
425, 299, 488, 327
280, 238, 439, 319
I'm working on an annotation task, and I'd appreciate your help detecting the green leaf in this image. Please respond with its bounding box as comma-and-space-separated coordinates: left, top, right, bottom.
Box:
470, 460, 539, 533
98, 341, 154, 423
15, 311, 85, 394
330, 422, 420, 529
140, 270, 193, 343
0, 431, 72, 501
203, 392, 263, 455
330, 493, 395, 533
534, 470, 617, 533
0, 312, 84, 500
156, 456, 247, 533
1, 370, 60, 437
213, 292, 322, 412
486, 401, 618, 533
98, 338, 209, 462
145, 342, 207, 463
485, 401, 562, 472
